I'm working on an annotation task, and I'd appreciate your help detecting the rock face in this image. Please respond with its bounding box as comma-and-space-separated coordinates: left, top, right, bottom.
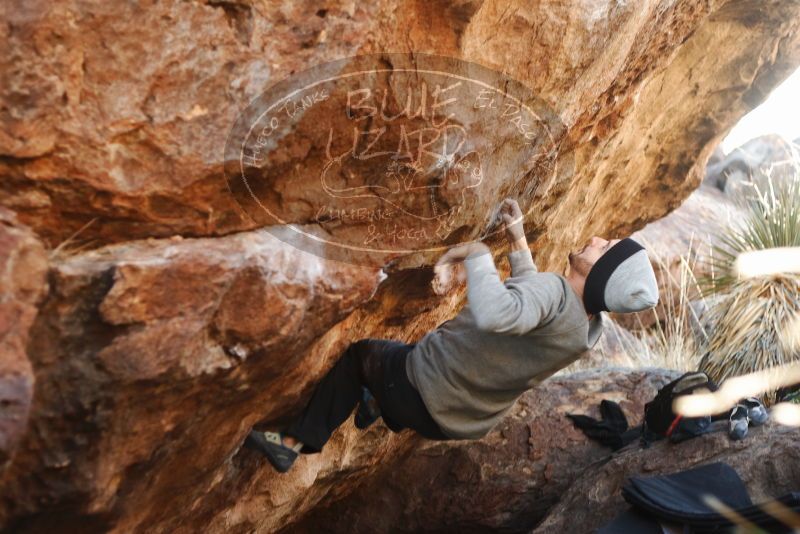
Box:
0, 209, 47, 475
4, 0, 800, 267
2, 1, 800, 532
1, 230, 384, 532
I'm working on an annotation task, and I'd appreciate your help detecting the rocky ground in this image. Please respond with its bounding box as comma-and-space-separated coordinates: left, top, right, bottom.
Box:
289, 368, 681, 533
537, 421, 800, 533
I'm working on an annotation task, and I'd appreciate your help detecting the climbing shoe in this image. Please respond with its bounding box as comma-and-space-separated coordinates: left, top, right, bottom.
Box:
244, 430, 299, 473
354, 386, 381, 430
728, 404, 749, 441
741, 397, 768, 426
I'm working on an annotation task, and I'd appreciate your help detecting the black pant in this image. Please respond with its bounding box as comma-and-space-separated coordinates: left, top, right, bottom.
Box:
285, 338, 449, 453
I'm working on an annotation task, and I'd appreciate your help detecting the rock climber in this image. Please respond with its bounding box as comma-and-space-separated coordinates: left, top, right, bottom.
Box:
244, 198, 659, 473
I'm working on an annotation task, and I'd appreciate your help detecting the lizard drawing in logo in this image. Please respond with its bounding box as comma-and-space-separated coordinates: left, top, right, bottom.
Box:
318, 121, 485, 222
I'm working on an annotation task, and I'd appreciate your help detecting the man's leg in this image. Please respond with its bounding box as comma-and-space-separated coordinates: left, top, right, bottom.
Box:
247, 339, 386, 473
283, 339, 378, 452
246, 338, 445, 473
375, 344, 450, 441
280, 338, 435, 450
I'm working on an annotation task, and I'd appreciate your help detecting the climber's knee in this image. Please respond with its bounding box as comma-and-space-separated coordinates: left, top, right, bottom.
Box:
360, 345, 385, 393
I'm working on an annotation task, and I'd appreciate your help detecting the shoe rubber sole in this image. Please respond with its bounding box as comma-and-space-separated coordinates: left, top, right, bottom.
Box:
354, 387, 381, 430
244, 430, 298, 473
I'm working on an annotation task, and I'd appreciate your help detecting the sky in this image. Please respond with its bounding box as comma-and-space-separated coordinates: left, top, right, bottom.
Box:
722, 66, 800, 153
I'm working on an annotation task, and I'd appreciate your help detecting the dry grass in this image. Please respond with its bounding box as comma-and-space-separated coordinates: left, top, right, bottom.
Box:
48, 218, 98, 261
624, 234, 707, 372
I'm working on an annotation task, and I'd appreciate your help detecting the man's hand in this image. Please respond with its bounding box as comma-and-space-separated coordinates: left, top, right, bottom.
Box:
432, 242, 490, 295
495, 198, 527, 251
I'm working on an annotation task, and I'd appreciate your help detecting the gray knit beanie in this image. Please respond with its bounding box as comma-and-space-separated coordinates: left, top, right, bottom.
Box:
583, 238, 659, 314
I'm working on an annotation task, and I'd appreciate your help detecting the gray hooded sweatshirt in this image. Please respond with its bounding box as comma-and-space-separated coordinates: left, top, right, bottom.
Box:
405, 247, 603, 440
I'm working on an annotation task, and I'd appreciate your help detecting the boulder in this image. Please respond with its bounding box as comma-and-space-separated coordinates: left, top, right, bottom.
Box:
705, 134, 800, 196
1, 0, 799, 271
0, 230, 385, 532
288, 369, 680, 533
536, 421, 800, 533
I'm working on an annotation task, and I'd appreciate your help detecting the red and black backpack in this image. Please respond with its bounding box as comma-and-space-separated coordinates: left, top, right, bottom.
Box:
642, 371, 719, 444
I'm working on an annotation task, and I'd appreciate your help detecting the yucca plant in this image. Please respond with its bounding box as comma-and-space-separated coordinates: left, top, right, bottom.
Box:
698, 168, 800, 295
783, 390, 800, 404
698, 161, 800, 404
699, 275, 800, 403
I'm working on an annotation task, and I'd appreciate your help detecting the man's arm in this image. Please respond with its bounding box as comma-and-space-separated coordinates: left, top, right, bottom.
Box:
508, 237, 537, 278
463, 248, 561, 335
497, 198, 536, 277
431, 242, 489, 296
431, 199, 556, 333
